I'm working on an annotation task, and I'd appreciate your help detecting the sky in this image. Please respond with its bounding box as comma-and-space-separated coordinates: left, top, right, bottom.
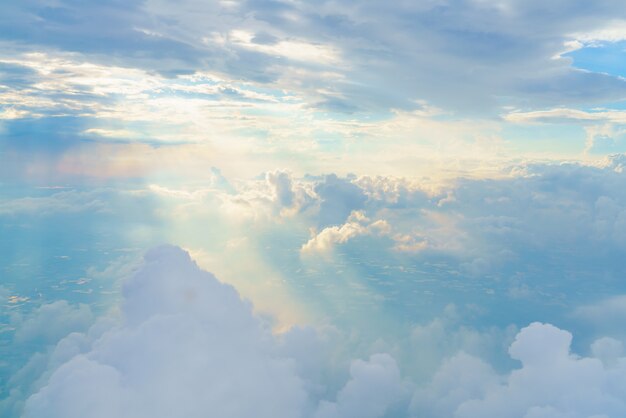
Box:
2, 1, 626, 417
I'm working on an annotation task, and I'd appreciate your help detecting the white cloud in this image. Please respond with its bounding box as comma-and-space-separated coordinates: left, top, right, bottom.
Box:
571, 20, 626, 43
0, 107, 30, 120
574, 295, 626, 332
8, 246, 626, 418
265, 170, 317, 216
414, 322, 626, 418
229, 30, 342, 65
314, 353, 408, 418
301, 211, 390, 254
592, 337, 624, 368
504, 108, 626, 125
12, 301, 93, 345
411, 352, 501, 418
23, 245, 309, 418
408, 305, 517, 380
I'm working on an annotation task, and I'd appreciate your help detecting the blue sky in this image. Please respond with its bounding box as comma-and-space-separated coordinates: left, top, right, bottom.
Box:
2, 1, 626, 417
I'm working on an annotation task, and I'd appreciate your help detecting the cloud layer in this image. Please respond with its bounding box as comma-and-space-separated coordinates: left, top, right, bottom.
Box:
2, 0, 626, 182
10, 247, 626, 418
4, 0, 626, 113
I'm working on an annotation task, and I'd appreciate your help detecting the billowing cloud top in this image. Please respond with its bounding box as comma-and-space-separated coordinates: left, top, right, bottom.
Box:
23, 245, 308, 418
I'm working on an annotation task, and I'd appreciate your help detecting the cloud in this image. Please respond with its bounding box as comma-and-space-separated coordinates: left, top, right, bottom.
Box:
585, 125, 626, 154
7, 246, 626, 418
314, 353, 408, 418
4, 0, 626, 118
414, 322, 626, 418
504, 108, 626, 125
408, 305, 517, 380
5, 159, 626, 317
573, 295, 626, 335
592, 337, 624, 368
4, 0, 626, 188
0, 190, 109, 216
267, 170, 296, 207
11, 301, 93, 345
410, 352, 501, 418
504, 108, 626, 154
571, 20, 626, 43
314, 174, 367, 227
229, 30, 342, 64
5, 160, 626, 380
265, 170, 317, 216
23, 245, 309, 418
301, 211, 390, 254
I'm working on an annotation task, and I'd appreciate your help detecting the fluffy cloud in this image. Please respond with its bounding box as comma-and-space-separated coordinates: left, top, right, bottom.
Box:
314, 174, 368, 228
301, 211, 390, 254
268, 170, 296, 207
414, 323, 626, 418
23, 245, 308, 418
7, 246, 626, 418
407, 305, 517, 380
265, 170, 317, 216
314, 354, 407, 418
12, 246, 414, 418
11, 301, 93, 345
411, 352, 501, 418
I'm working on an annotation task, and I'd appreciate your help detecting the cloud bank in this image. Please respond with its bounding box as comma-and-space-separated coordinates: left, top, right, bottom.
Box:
9, 246, 626, 418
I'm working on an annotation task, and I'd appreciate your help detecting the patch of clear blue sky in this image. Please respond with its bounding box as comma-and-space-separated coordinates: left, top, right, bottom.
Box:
566, 41, 626, 78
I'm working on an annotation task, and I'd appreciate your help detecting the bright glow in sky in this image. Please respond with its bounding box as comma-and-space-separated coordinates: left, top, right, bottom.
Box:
2, 1, 626, 417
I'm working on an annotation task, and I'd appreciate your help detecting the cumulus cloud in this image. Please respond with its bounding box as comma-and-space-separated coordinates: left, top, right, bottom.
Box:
414, 322, 626, 418
23, 245, 308, 418
592, 337, 624, 368
11, 301, 93, 345
314, 174, 368, 228
353, 175, 427, 209
411, 352, 501, 418
314, 354, 407, 418
265, 170, 317, 216
10, 246, 414, 418
408, 305, 517, 380
267, 170, 296, 207
301, 211, 390, 254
